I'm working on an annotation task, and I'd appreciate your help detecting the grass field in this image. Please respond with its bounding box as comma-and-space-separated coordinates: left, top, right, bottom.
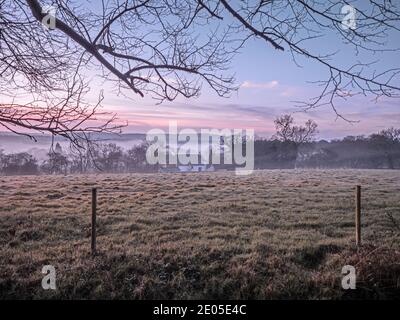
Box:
0, 170, 399, 299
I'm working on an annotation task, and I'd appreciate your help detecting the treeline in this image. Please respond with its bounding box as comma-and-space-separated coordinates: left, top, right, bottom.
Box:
0, 142, 157, 176
255, 129, 400, 169
253, 115, 400, 170
1, 125, 400, 175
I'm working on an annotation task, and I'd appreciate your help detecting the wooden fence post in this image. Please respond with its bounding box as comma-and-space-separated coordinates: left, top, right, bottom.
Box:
91, 188, 97, 255
355, 185, 361, 246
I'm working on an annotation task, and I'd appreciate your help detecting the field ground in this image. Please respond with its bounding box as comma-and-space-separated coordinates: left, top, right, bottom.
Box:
0, 170, 399, 299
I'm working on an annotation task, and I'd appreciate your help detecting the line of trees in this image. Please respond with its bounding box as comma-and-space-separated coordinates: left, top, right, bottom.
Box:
255, 115, 400, 170
0, 150, 39, 175
0, 142, 156, 176
1, 115, 400, 175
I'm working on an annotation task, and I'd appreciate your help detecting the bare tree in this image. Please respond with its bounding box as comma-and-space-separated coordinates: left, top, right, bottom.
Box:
0, 79, 123, 148
0, 151, 38, 175
0, 0, 123, 148
274, 114, 318, 144
369, 127, 400, 169
91, 142, 125, 172
378, 127, 400, 142
1, 0, 400, 145
125, 142, 152, 172
213, 0, 400, 120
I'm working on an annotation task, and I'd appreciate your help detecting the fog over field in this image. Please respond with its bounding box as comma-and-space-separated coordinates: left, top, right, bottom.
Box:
0, 132, 146, 161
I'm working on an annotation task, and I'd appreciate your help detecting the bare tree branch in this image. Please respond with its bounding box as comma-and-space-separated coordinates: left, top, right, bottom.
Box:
1, 0, 400, 143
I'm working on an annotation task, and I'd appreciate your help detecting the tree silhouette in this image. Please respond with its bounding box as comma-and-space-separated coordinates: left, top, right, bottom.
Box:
369, 127, 400, 169
274, 114, 318, 144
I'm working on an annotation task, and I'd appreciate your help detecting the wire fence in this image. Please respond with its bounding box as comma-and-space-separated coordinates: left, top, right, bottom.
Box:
1, 178, 400, 256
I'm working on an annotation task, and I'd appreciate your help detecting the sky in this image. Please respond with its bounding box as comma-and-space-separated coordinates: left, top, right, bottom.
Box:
96, 35, 400, 140
2, 1, 400, 140
87, 3, 400, 141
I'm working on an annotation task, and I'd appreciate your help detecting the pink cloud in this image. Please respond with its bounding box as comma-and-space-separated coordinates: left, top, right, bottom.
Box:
240, 80, 279, 89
